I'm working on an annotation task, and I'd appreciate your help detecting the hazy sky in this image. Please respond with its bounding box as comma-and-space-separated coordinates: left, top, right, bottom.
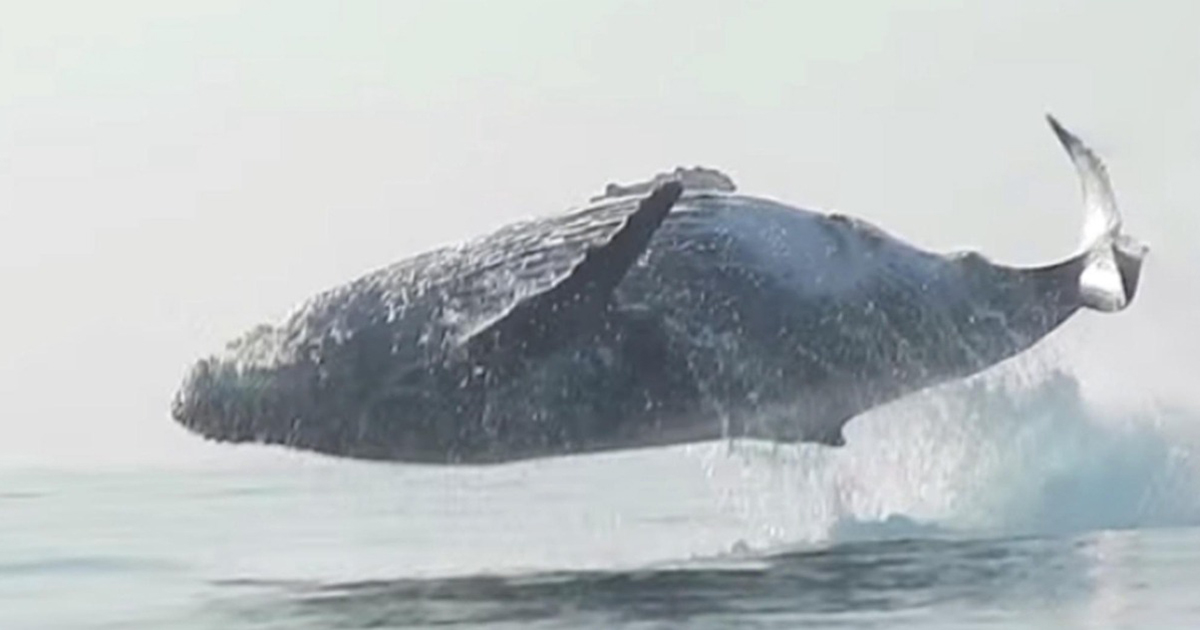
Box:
1, 1, 1197, 467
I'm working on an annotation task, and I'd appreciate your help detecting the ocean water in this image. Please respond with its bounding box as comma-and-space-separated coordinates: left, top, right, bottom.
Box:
4, 367, 1200, 629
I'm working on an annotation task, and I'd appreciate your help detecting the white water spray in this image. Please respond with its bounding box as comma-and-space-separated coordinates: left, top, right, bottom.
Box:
697, 359, 1200, 551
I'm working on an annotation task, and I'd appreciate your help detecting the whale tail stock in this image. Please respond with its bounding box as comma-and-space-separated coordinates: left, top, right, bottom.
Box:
1048, 114, 1149, 313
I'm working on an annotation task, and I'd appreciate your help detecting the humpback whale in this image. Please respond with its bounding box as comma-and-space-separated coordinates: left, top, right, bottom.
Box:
171, 116, 1148, 464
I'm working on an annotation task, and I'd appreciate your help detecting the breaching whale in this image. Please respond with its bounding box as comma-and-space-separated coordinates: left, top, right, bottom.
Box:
171, 116, 1148, 464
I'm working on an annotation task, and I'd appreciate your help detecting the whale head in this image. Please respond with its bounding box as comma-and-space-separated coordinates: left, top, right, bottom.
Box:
170, 323, 328, 451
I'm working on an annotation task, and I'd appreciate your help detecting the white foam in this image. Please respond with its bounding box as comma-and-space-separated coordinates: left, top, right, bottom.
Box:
695, 358, 1200, 550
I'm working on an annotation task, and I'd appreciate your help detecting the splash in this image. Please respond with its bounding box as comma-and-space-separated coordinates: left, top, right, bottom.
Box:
697, 360, 1200, 550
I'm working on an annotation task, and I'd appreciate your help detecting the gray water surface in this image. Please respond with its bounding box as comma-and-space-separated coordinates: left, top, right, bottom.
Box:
2, 446, 1197, 630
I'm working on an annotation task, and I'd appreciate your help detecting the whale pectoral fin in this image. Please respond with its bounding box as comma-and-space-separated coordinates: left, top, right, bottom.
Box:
465, 181, 684, 363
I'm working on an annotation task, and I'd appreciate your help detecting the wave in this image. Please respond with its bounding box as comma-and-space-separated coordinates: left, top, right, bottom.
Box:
696, 361, 1200, 551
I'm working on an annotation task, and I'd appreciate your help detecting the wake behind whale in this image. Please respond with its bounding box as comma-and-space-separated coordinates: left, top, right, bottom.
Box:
170, 116, 1148, 464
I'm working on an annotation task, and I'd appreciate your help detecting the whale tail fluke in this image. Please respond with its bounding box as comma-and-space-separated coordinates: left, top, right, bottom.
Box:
1047, 114, 1149, 312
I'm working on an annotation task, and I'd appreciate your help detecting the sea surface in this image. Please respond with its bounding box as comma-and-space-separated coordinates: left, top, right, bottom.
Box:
4, 368, 1200, 629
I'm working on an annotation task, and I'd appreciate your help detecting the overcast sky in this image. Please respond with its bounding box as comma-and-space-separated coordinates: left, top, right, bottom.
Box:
0, 1, 1197, 467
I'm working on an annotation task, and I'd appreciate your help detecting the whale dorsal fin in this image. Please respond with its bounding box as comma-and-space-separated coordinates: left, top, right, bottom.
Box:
590, 166, 735, 202
464, 182, 683, 363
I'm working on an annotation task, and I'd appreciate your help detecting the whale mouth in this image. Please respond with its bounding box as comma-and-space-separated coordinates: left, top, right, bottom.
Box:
171, 358, 316, 446
171, 359, 257, 443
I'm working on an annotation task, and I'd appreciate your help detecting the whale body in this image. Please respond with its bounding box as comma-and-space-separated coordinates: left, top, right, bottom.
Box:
171, 117, 1148, 464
